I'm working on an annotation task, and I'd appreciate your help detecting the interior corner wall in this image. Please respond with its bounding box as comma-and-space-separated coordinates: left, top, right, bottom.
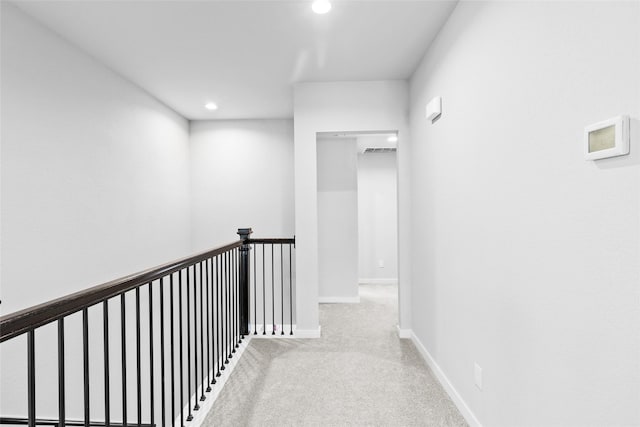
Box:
409, 1, 640, 425
317, 137, 359, 300
189, 119, 295, 250
293, 80, 411, 332
357, 152, 398, 282
1, 3, 190, 417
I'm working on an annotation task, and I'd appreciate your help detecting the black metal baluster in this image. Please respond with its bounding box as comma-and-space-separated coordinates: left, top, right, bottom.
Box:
290, 244, 293, 335
281, 244, 285, 335
159, 278, 166, 427
136, 288, 142, 427
27, 330, 35, 427
199, 261, 206, 401
229, 251, 232, 349
83, 308, 90, 427
225, 252, 231, 362
223, 251, 227, 361
231, 249, 235, 349
217, 254, 224, 377
103, 302, 110, 427
193, 265, 200, 411
121, 294, 127, 427
186, 267, 193, 421
271, 244, 275, 335
253, 243, 257, 335
206, 259, 212, 391
262, 244, 266, 335
58, 319, 65, 427
170, 275, 177, 427
211, 257, 217, 385
149, 283, 155, 427
232, 249, 237, 351
223, 251, 227, 360
178, 271, 185, 426
227, 252, 232, 360
238, 248, 243, 343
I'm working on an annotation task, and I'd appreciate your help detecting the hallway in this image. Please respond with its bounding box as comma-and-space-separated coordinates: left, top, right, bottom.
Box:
204, 284, 466, 426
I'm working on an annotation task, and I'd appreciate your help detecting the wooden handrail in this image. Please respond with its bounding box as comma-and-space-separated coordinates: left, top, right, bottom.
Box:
0, 240, 243, 343
248, 238, 295, 245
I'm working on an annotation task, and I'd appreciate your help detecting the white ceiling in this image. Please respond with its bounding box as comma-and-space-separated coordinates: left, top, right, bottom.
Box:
14, 0, 457, 120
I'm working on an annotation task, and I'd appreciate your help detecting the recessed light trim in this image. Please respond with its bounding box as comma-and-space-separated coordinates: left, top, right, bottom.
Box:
312, 0, 331, 14
204, 102, 218, 111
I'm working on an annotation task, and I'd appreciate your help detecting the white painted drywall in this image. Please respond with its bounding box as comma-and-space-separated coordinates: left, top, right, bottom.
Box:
189, 119, 294, 249
409, 1, 640, 425
1, 3, 190, 420
317, 137, 359, 300
293, 81, 411, 333
357, 152, 398, 282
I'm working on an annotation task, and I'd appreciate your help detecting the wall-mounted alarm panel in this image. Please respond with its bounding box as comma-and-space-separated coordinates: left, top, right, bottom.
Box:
584, 115, 629, 160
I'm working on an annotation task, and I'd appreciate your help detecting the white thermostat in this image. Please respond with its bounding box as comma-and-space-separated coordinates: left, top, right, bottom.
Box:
584, 115, 629, 160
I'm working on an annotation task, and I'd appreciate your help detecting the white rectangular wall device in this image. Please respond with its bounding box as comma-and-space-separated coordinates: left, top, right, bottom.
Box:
426, 96, 442, 122
584, 115, 630, 160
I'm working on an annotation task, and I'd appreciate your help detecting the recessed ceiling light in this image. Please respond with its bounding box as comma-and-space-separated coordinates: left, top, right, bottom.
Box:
312, 0, 331, 14
204, 102, 218, 111
388, 135, 398, 143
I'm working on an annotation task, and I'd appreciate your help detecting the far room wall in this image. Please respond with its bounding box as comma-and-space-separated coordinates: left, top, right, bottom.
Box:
189, 119, 295, 249
317, 137, 359, 301
357, 151, 398, 283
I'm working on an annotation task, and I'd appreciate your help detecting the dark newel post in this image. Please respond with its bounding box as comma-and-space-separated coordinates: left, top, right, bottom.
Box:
237, 228, 252, 336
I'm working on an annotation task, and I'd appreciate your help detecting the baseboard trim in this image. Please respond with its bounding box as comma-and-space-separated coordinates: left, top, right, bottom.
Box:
318, 296, 360, 304
409, 331, 482, 427
249, 323, 294, 336
359, 278, 398, 285
179, 335, 251, 427
248, 324, 322, 338
396, 325, 412, 339
291, 326, 322, 338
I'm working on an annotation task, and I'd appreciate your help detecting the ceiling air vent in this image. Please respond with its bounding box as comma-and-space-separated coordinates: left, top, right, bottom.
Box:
363, 148, 397, 154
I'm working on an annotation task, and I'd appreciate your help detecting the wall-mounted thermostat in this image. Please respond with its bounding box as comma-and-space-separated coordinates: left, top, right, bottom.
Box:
426, 96, 442, 122
584, 115, 629, 160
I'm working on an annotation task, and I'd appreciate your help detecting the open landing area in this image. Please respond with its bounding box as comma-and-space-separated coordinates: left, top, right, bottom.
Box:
203, 284, 466, 426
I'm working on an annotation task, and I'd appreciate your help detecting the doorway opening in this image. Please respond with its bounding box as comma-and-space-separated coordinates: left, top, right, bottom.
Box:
315, 131, 399, 322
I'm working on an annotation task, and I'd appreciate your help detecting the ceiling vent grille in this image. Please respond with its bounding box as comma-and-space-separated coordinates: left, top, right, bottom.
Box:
363, 147, 397, 154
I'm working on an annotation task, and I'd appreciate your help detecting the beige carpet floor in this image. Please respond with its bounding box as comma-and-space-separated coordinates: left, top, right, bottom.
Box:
202, 284, 467, 427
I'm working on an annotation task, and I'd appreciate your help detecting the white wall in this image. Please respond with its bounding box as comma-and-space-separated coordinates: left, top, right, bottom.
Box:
409, 1, 640, 425
189, 119, 295, 249
293, 81, 411, 334
317, 137, 359, 301
1, 3, 190, 419
1, 3, 191, 314
357, 152, 398, 282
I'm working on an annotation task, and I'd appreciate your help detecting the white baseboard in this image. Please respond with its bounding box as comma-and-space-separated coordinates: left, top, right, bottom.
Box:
318, 296, 360, 303
248, 323, 322, 339
249, 323, 294, 336
409, 331, 482, 427
396, 325, 412, 339
292, 326, 322, 338
359, 278, 398, 285
179, 335, 251, 427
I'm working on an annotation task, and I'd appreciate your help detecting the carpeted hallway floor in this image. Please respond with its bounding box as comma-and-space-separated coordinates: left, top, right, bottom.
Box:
202, 284, 467, 426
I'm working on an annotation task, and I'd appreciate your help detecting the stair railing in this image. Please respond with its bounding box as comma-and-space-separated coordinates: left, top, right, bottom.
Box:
0, 228, 295, 427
